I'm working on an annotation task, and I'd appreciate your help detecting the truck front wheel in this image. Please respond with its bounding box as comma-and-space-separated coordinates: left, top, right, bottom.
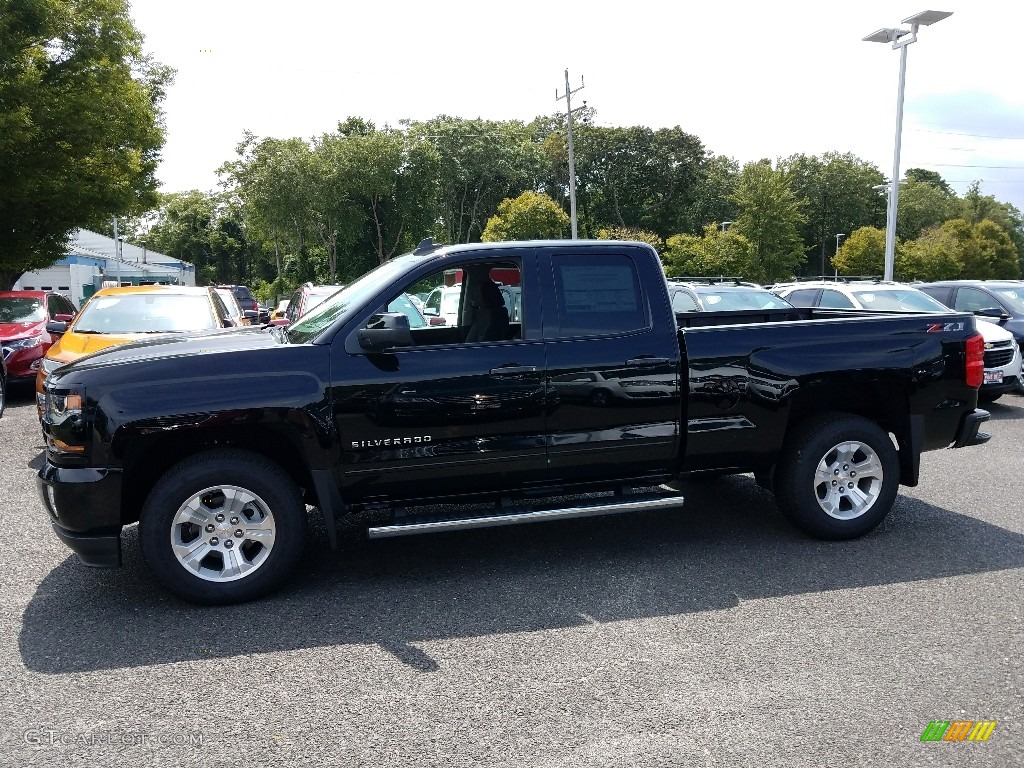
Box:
139, 449, 307, 604
774, 414, 899, 540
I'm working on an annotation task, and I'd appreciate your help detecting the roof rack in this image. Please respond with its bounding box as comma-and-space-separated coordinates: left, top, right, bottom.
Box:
787, 275, 885, 284
667, 276, 759, 287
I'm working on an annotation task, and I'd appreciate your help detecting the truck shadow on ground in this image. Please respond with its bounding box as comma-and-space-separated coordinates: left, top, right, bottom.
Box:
20, 474, 1024, 674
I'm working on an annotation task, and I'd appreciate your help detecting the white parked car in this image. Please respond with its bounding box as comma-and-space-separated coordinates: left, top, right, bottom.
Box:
772, 280, 1023, 403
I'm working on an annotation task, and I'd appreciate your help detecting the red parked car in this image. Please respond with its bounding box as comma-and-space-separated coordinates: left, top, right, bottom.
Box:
0, 290, 78, 383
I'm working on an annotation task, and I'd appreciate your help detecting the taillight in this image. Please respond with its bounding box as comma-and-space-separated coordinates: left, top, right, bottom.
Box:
965, 333, 984, 388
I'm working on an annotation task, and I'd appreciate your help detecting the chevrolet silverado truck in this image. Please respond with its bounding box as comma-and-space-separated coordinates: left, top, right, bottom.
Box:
38, 239, 991, 604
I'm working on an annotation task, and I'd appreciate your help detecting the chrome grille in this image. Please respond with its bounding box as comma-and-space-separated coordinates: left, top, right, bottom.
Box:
984, 340, 1014, 368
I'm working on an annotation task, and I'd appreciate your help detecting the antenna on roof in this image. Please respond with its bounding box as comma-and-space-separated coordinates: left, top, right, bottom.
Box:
414, 237, 442, 255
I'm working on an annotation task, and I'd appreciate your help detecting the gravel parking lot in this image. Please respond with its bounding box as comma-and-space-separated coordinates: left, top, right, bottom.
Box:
2, 383, 1022, 767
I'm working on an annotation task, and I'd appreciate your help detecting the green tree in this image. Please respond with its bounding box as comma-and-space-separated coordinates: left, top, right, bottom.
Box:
895, 179, 956, 241
780, 152, 886, 276
0, 0, 173, 288
145, 191, 247, 285
407, 116, 546, 244
731, 161, 806, 282
595, 227, 664, 252
662, 225, 754, 278
687, 155, 740, 233
956, 182, 1023, 270
482, 191, 569, 241
905, 167, 953, 195
573, 125, 709, 239
897, 223, 964, 281
832, 226, 886, 276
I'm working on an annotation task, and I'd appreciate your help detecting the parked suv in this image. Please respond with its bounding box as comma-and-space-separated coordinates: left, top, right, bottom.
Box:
667, 279, 795, 313
913, 280, 1024, 348
217, 285, 263, 323
0, 290, 78, 383
773, 280, 1023, 402
281, 283, 346, 325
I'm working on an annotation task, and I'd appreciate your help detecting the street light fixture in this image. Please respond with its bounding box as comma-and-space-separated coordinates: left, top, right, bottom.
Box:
720, 221, 733, 232
864, 10, 952, 281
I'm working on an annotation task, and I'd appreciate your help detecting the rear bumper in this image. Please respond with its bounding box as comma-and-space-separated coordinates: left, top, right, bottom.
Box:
951, 408, 991, 448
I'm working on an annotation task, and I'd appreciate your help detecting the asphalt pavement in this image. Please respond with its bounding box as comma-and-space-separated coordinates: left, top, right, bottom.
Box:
1, 382, 1021, 767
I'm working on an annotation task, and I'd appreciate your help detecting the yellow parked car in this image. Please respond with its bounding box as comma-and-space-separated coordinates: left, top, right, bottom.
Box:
36, 284, 239, 413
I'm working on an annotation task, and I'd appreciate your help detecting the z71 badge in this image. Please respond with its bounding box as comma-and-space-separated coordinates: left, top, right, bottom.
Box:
927, 322, 965, 332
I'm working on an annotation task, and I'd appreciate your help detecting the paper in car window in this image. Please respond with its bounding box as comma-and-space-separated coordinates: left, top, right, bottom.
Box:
704, 295, 722, 305
860, 293, 876, 304
561, 266, 638, 312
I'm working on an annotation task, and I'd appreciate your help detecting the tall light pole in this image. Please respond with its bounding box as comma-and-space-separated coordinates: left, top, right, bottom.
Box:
556, 69, 584, 239
864, 10, 952, 281
835, 233, 845, 261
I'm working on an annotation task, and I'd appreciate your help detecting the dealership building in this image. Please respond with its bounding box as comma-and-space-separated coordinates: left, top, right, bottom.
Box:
13, 228, 196, 307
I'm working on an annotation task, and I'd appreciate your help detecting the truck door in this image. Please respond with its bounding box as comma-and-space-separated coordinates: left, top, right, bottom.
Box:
332, 253, 548, 501
541, 246, 682, 484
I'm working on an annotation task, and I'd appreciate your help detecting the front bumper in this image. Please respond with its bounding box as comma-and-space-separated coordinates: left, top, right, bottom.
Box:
38, 461, 124, 568
50, 523, 121, 568
951, 408, 991, 448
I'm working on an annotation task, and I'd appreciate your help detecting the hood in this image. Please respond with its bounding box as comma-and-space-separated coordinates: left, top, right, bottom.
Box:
0, 320, 44, 341
975, 319, 1013, 343
57, 326, 281, 373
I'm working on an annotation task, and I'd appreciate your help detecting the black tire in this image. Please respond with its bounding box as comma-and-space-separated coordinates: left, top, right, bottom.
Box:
774, 413, 899, 540
139, 449, 307, 605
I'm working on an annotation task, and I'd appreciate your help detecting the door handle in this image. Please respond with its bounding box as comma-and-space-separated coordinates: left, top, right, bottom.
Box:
490, 364, 538, 375
625, 356, 670, 367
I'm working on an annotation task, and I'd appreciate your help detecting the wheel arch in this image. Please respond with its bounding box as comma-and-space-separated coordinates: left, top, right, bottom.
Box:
117, 420, 330, 527
782, 378, 918, 486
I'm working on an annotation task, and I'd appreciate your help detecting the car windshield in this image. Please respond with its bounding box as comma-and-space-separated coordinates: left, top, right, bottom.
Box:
850, 288, 951, 312
287, 254, 422, 343
73, 293, 218, 333
0, 297, 45, 323
696, 289, 793, 311
992, 286, 1024, 313
305, 288, 343, 314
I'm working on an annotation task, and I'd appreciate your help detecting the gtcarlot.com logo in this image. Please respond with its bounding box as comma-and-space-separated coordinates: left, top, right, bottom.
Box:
920, 720, 997, 742
24, 729, 203, 747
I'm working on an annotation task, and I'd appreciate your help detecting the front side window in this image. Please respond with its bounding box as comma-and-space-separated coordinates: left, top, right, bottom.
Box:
783, 289, 819, 308
954, 287, 1001, 313
551, 254, 646, 337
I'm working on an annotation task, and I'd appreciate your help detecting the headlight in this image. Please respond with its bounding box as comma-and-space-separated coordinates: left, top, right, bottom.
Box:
6, 334, 44, 351
44, 386, 88, 454
40, 357, 64, 376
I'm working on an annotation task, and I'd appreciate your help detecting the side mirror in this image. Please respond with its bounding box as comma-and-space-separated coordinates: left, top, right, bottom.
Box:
46, 320, 68, 335
54, 313, 74, 323
358, 312, 413, 352
428, 316, 447, 326
974, 307, 1010, 320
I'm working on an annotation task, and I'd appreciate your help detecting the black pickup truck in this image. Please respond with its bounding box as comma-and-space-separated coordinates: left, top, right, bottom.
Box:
38, 239, 991, 604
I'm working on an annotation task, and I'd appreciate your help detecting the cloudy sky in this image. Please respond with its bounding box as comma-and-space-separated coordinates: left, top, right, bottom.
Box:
127, 0, 1024, 212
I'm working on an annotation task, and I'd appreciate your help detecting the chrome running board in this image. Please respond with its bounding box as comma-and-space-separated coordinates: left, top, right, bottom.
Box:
366, 493, 684, 539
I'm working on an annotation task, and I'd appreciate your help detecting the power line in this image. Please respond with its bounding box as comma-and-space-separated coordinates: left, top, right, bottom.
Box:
909, 127, 1024, 140
924, 162, 1024, 169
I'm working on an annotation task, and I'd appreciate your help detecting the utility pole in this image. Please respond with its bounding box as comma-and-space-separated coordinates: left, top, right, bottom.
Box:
556, 69, 584, 239
112, 216, 121, 285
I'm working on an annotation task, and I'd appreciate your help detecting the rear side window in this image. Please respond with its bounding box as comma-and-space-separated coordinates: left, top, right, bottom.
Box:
671, 290, 700, 313
551, 254, 647, 337
818, 289, 855, 309
784, 289, 819, 308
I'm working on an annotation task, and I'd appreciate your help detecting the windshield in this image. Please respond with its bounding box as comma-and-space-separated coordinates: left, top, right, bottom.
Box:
287, 253, 422, 343
73, 293, 218, 333
850, 288, 951, 312
0, 297, 45, 323
696, 289, 794, 311
992, 286, 1024, 313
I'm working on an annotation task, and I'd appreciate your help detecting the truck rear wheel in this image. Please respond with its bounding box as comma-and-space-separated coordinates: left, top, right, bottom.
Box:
139, 449, 307, 605
774, 414, 899, 540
